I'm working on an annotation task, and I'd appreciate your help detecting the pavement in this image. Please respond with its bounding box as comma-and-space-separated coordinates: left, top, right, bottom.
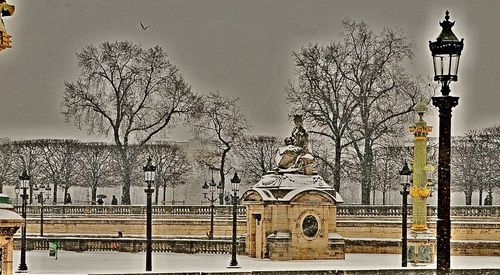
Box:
10, 250, 500, 274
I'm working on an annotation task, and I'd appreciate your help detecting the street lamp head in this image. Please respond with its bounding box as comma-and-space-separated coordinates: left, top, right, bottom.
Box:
14, 183, 20, 195
429, 11, 464, 92
19, 169, 30, 189
202, 181, 209, 197
230, 172, 241, 193
143, 157, 156, 182
399, 161, 412, 186
209, 178, 217, 193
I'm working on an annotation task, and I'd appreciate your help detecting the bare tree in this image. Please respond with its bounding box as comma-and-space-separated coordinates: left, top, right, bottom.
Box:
39, 139, 80, 204
372, 143, 406, 205
287, 19, 427, 204
12, 140, 44, 204
340, 19, 425, 204
193, 92, 250, 204
62, 41, 200, 204
452, 127, 500, 205
235, 135, 281, 184
286, 42, 358, 193
77, 142, 115, 204
144, 142, 191, 204
0, 142, 15, 193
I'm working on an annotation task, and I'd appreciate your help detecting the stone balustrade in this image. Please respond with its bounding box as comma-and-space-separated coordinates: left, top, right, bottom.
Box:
14, 235, 499, 257
16, 236, 246, 254
14, 204, 248, 218
14, 205, 499, 220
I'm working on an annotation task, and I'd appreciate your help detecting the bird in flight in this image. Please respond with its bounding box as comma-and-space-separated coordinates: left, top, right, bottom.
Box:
140, 21, 150, 30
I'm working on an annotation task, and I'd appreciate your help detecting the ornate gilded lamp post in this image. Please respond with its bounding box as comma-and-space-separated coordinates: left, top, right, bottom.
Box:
143, 157, 156, 272
17, 169, 30, 272
202, 176, 222, 240
228, 172, 240, 268
399, 161, 412, 267
33, 183, 51, 236
429, 10, 464, 273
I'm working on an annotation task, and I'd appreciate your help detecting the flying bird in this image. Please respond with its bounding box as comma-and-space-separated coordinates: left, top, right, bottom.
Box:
140, 21, 150, 30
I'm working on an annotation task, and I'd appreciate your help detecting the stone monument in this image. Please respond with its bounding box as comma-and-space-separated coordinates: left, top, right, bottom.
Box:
0, 194, 23, 275
241, 115, 345, 260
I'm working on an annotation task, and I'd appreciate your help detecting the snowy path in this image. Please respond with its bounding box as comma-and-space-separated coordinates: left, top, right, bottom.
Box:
12, 250, 500, 274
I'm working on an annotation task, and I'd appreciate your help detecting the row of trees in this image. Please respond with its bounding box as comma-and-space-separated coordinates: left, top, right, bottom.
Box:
0, 140, 190, 205
452, 126, 500, 205
59, 20, 497, 205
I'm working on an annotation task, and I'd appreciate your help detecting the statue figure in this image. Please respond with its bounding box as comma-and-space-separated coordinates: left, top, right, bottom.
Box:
275, 115, 314, 175
291, 115, 309, 151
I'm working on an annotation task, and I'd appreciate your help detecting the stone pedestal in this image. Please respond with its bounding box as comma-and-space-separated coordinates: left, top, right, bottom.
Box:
0, 194, 23, 275
241, 173, 344, 260
408, 230, 435, 264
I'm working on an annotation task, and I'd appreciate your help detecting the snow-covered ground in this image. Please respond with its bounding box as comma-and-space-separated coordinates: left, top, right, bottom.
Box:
11, 250, 500, 274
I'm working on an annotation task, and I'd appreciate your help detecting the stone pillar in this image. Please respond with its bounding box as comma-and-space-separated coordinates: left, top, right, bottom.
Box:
0, 194, 24, 275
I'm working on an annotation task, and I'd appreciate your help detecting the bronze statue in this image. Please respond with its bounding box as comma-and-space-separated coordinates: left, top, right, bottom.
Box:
275, 115, 314, 175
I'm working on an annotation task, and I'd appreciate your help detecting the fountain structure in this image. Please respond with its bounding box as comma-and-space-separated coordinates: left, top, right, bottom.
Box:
241, 115, 345, 260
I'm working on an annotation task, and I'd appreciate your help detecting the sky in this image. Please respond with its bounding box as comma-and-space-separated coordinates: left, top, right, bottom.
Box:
0, 0, 499, 143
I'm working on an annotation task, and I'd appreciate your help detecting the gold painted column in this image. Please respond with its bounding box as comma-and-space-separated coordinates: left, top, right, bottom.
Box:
408, 102, 435, 264
409, 102, 433, 231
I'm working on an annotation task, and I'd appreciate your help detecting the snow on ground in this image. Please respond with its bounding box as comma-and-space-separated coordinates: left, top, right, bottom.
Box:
12, 250, 500, 275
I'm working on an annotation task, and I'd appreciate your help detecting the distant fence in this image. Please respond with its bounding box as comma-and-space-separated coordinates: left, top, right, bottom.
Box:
15, 205, 499, 219
15, 236, 245, 254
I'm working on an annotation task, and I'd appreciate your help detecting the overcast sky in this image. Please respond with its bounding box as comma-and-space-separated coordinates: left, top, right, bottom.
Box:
0, 0, 498, 142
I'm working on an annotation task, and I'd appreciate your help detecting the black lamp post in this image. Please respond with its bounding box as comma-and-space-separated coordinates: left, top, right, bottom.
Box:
14, 182, 20, 206
202, 176, 221, 240
228, 172, 241, 268
399, 161, 412, 267
429, 10, 464, 274
143, 157, 156, 272
33, 183, 51, 236
18, 169, 30, 272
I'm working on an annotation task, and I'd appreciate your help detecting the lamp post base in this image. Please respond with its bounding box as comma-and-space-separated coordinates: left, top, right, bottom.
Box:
17, 263, 28, 273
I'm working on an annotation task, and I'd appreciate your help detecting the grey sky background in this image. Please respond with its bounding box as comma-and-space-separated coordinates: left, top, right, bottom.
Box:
0, 0, 498, 142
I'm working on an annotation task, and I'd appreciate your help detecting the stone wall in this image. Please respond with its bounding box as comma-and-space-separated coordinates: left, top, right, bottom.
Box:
25, 217, 500, 241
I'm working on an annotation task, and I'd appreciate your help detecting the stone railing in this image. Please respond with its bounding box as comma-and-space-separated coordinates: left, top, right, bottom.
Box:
15, 205, 248, 218
14, 205, 499, 219
15, 236, 245, 254
336, 205, 499, 219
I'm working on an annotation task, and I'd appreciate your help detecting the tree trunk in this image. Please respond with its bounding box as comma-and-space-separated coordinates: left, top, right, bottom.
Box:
91, 187, 97, 205
382, 191, 386, 205
218, 149, 229, 205
162, 183, 167, 205
360, 140, 374, 205
119, 149, 132, 205
372, 189, 376, 205
478, 190, 483, 206
52, 182, 58, 204
333, 139, 342, 192
63, 187, 68, 205
155, 185, 159, 205
464, 191, 473, 205
172, 186, 176, 204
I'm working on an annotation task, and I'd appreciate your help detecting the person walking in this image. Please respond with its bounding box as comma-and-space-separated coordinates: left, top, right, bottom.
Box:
111, 195, 118, 205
